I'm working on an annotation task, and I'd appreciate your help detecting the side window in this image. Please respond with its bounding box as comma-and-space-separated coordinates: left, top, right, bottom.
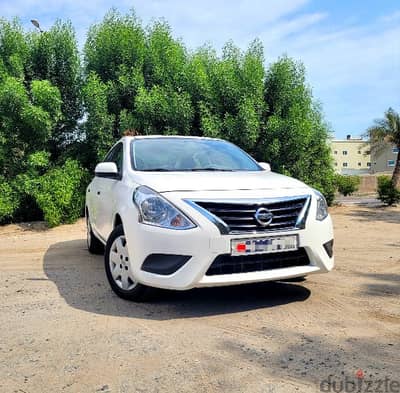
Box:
104, 143, 123, 175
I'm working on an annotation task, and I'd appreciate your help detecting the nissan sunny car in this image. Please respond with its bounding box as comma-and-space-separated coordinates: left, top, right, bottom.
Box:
85, 136, 334, 301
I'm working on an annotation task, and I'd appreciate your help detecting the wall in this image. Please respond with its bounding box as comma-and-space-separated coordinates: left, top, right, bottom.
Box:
370, 144, 398, 174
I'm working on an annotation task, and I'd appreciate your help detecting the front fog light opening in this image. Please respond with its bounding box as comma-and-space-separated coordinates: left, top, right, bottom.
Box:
323, 239, 334, 258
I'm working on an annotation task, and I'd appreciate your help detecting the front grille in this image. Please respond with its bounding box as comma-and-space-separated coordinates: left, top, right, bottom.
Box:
206, 248, 310, 276
194, 196, 310, 234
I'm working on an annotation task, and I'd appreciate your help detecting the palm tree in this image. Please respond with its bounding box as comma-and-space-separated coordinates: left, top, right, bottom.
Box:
367, 107, 400, 188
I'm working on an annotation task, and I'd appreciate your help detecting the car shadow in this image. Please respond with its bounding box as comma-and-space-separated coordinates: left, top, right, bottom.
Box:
42, 239, 311, 320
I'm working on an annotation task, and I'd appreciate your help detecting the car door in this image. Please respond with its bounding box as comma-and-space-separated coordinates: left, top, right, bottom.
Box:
93, 142, 124, 241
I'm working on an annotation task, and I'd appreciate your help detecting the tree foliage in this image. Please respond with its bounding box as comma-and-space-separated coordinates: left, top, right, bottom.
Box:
0, 10, 337, 226
19, 158, 88, 226
259, 56, 335, 203
27, 20, 82, 154
0, 18, 86, 225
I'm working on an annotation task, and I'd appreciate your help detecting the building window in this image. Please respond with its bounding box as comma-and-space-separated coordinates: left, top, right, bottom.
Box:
343, 162, 348, 167
388, 160, 395, 167
358, 162, 361, 166
365, 150, 371, 155
367, 162, 371, 167
334, 150, 338, 155
342, 150, 348, 155
357, 150, 361, 154
334, 162, 338, 166
393, 147, 399, 154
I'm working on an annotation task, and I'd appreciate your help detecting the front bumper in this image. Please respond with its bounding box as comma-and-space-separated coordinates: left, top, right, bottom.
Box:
122, 190, 334, 290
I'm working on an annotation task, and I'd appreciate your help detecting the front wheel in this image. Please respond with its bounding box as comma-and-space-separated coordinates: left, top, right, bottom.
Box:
104, 225, 154, 302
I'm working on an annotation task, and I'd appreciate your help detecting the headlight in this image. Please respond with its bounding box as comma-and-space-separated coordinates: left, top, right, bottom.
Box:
314, 190, 328, 221
133, 186, 196, 230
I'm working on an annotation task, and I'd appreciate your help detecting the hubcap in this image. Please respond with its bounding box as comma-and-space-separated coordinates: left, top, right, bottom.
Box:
109, 235, 136, 291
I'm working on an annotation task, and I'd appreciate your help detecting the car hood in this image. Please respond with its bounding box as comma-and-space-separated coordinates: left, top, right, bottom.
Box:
131, 171, 310, 193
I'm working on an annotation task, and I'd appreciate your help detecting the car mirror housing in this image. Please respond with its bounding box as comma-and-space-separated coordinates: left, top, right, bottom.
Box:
95, 162, 119, 179
258, 162, 271, 171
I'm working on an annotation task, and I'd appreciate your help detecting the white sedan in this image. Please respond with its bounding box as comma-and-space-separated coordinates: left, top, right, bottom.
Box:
85, 136, 334, 301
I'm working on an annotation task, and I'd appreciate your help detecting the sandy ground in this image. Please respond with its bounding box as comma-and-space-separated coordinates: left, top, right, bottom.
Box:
0, 205, 399, 393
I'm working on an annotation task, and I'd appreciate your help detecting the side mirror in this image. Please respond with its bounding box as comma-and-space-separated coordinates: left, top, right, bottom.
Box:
95, 162, 119, 179
259, 162, 271, 172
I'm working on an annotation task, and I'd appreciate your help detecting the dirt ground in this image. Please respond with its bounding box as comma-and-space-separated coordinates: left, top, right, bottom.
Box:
0, 205, 399, 393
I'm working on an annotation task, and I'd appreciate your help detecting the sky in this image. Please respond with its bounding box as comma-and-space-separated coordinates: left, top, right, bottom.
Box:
1, 0, 399, 139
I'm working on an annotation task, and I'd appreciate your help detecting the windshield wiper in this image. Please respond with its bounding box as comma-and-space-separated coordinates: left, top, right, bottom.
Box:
139, 168, 171, 172
139, 168, 236, 172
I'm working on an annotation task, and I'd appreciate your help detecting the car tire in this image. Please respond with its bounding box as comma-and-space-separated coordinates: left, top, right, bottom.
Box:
86, 215, 104, 254
104, 225, 154, 302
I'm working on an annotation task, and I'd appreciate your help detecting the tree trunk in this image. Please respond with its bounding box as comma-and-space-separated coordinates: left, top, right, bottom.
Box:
392, 146, 400, 189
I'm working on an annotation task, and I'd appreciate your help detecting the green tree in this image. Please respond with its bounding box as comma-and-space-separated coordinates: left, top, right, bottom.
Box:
27, 20, 82, 156
85, 9, 145, 83
0, 10, 337, 225
0, 18, 87, 225
259, 56, 335, 203
144, 21, 187, 89
134, 85, 193, 135
84, 9, 146, 138
0, 76, 61, 178
186, 40, 264, 152
82, 73, 115, 164
0, 18, 28, 79
366, 108, 400, 188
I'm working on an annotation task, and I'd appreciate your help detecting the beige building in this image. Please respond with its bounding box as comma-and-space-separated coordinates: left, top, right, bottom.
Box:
331, 135, 398, 175
331, 136, 371, 175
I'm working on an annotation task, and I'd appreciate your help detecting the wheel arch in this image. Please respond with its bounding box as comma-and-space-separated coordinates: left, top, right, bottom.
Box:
113, 213, 123, 229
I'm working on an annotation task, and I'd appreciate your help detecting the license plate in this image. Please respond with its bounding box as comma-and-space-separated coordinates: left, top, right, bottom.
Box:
231, 235, 298, 256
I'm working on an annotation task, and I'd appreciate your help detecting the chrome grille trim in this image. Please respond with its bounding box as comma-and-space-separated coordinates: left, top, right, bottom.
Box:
185, 195, 311, 234
184, 199, 230, 234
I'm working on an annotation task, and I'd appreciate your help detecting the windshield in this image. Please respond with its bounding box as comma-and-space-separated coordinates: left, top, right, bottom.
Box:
131, 138, 262, 172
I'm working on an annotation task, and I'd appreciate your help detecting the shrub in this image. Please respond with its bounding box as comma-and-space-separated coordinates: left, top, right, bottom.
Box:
0, 178, 19, 222
335, 175, 360, 196
22, 159, 88, 226
377, 176, 400, 206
